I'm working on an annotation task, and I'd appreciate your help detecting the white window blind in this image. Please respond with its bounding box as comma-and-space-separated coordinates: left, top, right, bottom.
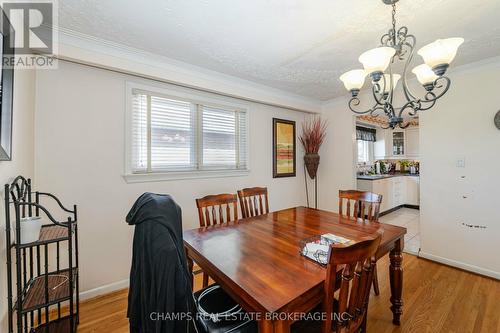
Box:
150, 96, 195, 171
130, 89, 248, 174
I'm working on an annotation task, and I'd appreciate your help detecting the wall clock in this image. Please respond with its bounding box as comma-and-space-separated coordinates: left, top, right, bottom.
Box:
495, 110, 500, 130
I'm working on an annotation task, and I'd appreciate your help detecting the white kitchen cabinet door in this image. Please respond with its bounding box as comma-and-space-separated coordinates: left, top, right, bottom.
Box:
392, 177, 407, 207
406, 128, 419, 157
391, 130, 405, 157
372, 178, 392, 212
357, 179, 373, 192
406, 176, 420, 206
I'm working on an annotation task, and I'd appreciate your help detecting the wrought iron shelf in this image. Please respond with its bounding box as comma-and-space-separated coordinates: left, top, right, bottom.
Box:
14, 268, 78, 314
5, 176, 80, 333
30, 315, 77, 333
11, 224, 71, 249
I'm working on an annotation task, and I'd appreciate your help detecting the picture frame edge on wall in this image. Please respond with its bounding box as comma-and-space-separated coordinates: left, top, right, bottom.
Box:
272, 117, 296, 178
0, 8, 15, 161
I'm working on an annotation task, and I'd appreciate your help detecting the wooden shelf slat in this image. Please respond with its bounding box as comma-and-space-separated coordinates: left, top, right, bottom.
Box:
14, 224, 71, 249
39, 225, 68, 242
18, 268, 77, 313
31, 315, 76, 333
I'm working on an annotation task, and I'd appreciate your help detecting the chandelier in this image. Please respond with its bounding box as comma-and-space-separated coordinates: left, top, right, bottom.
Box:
339, 0, 464, 129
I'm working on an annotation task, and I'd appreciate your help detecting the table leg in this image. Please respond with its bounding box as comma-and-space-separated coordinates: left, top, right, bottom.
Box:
274, 320, 291, 333
258, 319, 274, 333
389, 238, 404, 325
185, 249, 194, 289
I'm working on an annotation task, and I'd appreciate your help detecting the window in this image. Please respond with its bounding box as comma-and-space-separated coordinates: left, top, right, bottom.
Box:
357, 140, 373, 163
356, 125, 376, 164
127, 84, 248, 180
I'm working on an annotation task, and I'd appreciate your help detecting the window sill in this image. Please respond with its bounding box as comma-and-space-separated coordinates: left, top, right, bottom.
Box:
123, 169, 250, 183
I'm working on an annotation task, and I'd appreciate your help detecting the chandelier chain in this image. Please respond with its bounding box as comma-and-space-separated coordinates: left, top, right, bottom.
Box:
391, 3, 397, 34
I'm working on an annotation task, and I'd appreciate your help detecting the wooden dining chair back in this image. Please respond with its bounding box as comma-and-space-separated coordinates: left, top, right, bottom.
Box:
322, 233, 382, 333
237, 187, 269, 218
196, 193, 239, 227
338, 190, 383, 222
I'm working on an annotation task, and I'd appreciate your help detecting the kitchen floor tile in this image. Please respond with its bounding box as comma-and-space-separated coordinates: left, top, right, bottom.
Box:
379, 208, 420, 255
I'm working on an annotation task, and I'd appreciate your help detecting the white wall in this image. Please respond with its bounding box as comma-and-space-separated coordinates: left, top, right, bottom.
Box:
0, 69, 36, 332
34, 61, 310, 297
419, 58, 500, 279
318, 98, 356, 212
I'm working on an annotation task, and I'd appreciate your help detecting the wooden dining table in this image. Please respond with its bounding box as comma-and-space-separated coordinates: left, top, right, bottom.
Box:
183, 206, 407, 333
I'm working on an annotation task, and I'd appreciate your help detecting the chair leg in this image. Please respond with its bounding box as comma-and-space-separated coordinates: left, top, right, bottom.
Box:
202, 272, 209, 288
360, 310, 368, 333
372, 265, 380, 296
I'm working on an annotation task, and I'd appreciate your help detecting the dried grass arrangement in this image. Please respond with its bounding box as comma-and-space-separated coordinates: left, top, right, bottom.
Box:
299, 116, 328, 154
299, 116, 328, 208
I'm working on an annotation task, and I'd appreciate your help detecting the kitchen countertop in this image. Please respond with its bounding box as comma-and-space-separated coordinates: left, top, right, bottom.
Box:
357, 173, 420, 180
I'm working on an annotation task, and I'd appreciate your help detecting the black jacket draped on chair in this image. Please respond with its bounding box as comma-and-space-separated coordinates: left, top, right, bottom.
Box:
127, 193, 195, 333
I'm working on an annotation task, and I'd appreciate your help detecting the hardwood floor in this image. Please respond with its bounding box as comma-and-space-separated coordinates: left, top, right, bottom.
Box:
75, 254, 500, 333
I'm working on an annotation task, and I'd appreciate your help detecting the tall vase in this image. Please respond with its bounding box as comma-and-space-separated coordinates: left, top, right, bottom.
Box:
304, 153, 320, 179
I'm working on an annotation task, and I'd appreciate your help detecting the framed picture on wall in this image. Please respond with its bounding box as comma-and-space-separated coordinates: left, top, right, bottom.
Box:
273, 118, 296, 178
0, 9, 15, 161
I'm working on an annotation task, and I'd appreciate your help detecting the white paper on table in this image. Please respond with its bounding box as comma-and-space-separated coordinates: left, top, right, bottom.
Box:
322, 233, 352, 244
302, 242, 330, 264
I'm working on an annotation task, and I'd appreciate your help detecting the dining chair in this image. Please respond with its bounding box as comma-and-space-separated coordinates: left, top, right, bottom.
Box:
338, 190, 383, 222
237, 187, 269, 218
292, 233, 382, 333
195, 193, 239, 287
338, 190, 383, 296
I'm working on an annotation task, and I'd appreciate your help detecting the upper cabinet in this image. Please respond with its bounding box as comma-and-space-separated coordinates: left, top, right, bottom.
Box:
405, 128, 419, 157
374, 127, 419, 159
392, 131, 405, 156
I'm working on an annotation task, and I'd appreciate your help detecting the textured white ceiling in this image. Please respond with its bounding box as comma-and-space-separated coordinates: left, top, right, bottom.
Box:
58, 0, 500, 101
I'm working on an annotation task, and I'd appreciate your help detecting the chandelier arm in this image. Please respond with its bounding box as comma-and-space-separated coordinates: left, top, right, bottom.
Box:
416, 96, 436, 111
401, 77, 450, 113
422, 76, 451, 103
395, 99, 422, 118
372, 81, 386, 105
385, 103, 396, 119
348, 97, 376, 114
348, 96, 387, 116
400, 35, 419, 102
388, 66, 395, 105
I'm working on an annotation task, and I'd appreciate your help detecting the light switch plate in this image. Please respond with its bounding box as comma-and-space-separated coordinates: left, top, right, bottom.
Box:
456, 157, 466, 168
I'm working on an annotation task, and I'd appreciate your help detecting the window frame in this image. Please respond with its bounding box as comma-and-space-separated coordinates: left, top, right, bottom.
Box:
124, 82, 250, 183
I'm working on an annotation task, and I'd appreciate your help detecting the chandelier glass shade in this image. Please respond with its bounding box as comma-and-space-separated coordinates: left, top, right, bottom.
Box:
340, 0, 464, 129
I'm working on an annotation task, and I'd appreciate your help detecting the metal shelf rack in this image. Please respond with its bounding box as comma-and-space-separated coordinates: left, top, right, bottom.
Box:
4, 176, 79, 333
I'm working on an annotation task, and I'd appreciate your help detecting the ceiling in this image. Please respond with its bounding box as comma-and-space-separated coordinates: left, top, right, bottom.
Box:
58, 0, 500, 101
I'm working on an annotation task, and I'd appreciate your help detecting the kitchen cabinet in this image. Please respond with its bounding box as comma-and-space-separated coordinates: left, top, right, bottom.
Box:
406, 176, 420, 206
392, 176, 406, 207
392, 131, 405, 156
373, 127, 419, 159
372, 178, 392, 212
405, 128, 419, 157
357, 175, 419, 213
